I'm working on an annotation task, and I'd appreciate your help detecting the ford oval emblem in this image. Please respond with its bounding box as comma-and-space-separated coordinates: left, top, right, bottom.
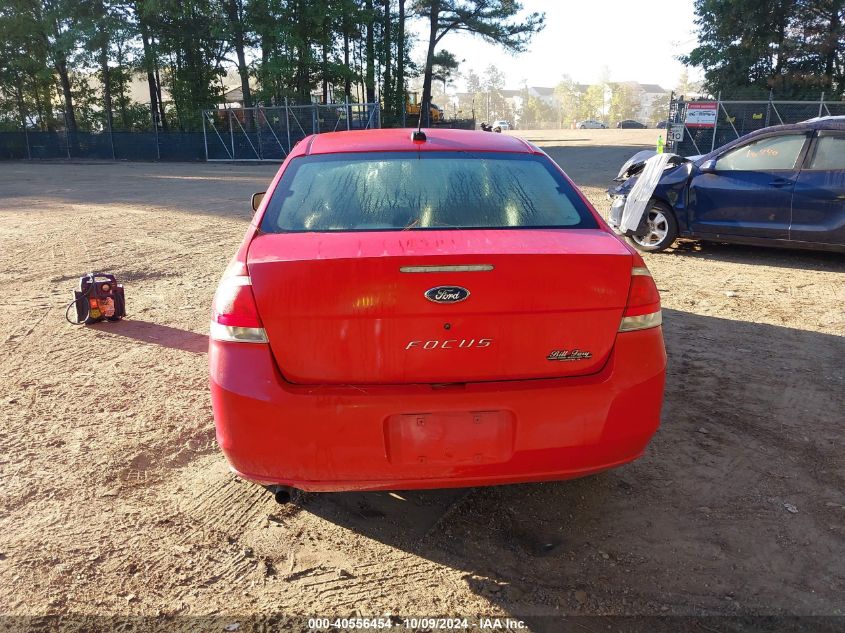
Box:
425, 286, 470, 304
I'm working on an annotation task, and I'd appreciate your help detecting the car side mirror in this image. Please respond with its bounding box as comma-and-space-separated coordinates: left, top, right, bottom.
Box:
699, 159, 717, 173
251, 191, 265, 212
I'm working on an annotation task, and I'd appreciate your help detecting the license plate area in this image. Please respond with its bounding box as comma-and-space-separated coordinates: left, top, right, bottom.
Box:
384, 411, 515, 466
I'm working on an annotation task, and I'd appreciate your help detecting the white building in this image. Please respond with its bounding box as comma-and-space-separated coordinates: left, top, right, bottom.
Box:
635, 83, 671, 123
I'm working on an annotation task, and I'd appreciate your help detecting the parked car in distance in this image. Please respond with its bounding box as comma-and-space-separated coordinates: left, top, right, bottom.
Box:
491, 119, 511, 131
655, 120, 668, 129
211, 128, 666, 494
617, 120, 646, 129
577, 119, 607, 129
608, 117, 845, 253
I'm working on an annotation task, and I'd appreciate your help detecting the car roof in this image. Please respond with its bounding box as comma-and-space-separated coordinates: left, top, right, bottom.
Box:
802, 115, 845, 123
297, 128, 534, 156
701, 117, 845, 160
762, 117, 845, 132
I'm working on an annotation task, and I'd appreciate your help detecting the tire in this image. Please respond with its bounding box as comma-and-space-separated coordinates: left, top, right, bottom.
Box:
494, 127, 502, 133
624, 201, 678, 252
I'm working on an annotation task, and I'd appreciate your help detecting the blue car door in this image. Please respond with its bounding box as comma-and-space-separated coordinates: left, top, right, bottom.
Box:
790, 131, 845, 247
688, 133, 811, 240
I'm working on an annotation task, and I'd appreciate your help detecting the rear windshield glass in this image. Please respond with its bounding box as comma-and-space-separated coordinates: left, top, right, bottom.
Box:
260, 151, 598, 232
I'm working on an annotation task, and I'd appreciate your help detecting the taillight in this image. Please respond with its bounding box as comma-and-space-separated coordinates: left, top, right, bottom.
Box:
619, 266, 662, 332
210, 275, 268, 343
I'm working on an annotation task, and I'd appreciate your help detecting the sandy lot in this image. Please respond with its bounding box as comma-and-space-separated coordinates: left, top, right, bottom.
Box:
1, 129, 843, 629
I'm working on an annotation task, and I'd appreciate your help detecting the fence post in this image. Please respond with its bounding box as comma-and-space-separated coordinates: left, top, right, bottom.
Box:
765, 89, 773, 128
710, 91, 721, 153
345, 98, 351, 131
255, 108, 263, 160
201, 110, 208, 161
151, 106, 160, 160
64, 110, 71, 159
819, 92, 825, 118
228, 109, 235, 161
23, 124, 31, 160
312, 105, 317, 134
284, 97, 292, 154
666, 91, 675, 151
107, 111, 116, 161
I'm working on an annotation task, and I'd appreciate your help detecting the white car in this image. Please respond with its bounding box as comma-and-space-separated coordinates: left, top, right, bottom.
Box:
577, 119, 607, 129
492, 120, 511, 131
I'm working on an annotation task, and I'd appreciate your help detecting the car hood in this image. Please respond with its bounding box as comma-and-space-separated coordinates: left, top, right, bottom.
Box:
614, 151, 691, 181
608, 157, 692, 198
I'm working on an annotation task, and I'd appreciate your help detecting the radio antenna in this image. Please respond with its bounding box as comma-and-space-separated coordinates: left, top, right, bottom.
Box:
411, 98, 426, 142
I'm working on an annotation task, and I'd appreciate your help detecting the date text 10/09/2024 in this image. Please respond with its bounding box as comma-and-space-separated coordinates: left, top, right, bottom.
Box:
307, 617, 527, 630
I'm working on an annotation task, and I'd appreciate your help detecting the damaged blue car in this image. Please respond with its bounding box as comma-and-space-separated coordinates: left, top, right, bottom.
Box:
607, 117, 845, 253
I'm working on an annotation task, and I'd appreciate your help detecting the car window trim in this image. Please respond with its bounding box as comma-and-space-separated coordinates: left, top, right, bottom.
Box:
713, 132, 812, 173
801, 130, 845, 171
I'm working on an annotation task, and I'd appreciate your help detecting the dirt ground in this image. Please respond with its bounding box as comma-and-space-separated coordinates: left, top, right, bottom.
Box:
1, 129, 843, 628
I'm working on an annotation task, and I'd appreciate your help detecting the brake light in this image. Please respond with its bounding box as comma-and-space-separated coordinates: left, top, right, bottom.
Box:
210, 275, 268, 343
619, 266, 662, 332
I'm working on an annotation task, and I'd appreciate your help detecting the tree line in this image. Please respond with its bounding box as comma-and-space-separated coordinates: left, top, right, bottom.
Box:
0, 0, 543, 139
683, 0, 845, 99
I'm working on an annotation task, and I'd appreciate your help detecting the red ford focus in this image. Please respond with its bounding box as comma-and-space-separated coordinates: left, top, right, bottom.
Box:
209, 128, 666, 493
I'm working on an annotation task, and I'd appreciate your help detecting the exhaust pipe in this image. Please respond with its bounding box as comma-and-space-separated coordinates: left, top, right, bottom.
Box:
265, 485, 293, 505
274, 488, 292, 505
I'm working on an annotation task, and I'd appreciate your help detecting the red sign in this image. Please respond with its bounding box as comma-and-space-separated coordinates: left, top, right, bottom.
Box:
685, 102, 718, 128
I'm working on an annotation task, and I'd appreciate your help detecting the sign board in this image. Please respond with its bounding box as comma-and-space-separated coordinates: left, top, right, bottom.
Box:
668, 124, 685, 143
685, 101, 718, 128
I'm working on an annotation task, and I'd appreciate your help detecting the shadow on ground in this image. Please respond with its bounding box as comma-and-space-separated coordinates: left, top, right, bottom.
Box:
669, 239, 845, 272
90, 319, 208, 354
290, 308, 845, 625
543, 144, 648, 187
0, 162, 277, 218
0, 140, 646, 217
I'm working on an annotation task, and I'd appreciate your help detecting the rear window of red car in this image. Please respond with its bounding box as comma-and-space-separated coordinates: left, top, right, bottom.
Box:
260, 151, 598, 232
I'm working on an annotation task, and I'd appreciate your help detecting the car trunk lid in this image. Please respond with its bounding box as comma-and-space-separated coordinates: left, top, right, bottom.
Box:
247, 229, 633, 385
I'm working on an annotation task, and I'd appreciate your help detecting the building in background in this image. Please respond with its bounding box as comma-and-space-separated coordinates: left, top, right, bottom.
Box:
465, 82, 669, 128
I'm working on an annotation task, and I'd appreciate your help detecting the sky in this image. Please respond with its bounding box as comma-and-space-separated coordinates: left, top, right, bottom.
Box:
408, 0, 704, 92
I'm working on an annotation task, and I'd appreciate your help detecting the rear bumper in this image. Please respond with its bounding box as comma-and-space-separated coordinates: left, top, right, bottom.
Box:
209, 328, 666, 492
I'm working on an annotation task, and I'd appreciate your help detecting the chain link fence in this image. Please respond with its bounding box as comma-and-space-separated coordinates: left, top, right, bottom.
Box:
0, 102, 381, 162
0, 107, 210, 161
0, 100, 481, 161
202, 102, 380, 161
667, 93, 845, 156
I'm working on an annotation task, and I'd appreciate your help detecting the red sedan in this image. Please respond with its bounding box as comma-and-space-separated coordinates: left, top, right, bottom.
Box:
209, 128, 666, 493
